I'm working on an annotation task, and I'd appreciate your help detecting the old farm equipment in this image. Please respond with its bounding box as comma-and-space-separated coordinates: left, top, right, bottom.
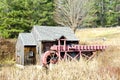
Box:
42, 39, 106, 66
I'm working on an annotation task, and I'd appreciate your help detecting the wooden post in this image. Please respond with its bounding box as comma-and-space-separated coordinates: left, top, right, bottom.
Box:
58, 40, 61, 60
79, 51, 81, 58
64, 39, 66, 51
36, 42, 41, 65
88, 52, 96, 61
64, 39, 67, 59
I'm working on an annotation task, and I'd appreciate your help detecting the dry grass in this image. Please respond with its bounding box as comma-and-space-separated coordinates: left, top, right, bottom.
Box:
76, 27, 120, 45
0, 27, 120, 80
0, 53, 120, 80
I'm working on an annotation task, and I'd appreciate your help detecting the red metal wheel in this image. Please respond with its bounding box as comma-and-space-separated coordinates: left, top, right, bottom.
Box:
42, 50, 59, 65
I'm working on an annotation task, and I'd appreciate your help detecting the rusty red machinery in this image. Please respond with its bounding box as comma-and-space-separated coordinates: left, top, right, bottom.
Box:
42, 39, 107, 66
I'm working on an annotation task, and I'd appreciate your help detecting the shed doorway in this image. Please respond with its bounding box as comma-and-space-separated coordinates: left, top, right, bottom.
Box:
24, 46, 36, 65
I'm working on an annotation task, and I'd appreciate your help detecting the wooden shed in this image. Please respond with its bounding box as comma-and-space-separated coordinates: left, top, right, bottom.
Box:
16, 26, 79, 65
16, 33, 37, 65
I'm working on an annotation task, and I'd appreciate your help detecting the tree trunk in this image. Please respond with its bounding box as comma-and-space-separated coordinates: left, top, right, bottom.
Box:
71, 26, 77, 33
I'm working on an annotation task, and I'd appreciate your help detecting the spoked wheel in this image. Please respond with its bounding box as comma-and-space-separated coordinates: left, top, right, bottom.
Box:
46, 52, 58, 65
42, 50, 59, 66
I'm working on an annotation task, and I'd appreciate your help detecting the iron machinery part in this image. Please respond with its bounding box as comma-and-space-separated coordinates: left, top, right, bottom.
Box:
42, 50, 59, 65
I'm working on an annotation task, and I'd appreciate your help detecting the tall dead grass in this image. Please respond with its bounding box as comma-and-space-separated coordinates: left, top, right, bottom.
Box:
0, 46, 120, 80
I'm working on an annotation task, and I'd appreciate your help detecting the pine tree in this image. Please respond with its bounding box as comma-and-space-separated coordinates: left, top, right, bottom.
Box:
0, 0, 56, 38
95, 0, 120, 27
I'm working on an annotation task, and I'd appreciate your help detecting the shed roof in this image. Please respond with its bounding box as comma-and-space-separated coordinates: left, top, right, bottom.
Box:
33, 26, 79, 41
19, 33, 36, 46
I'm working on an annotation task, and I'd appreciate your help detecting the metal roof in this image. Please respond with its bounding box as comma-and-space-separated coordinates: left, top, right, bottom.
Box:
19, 33, 36, 46
34, 26, 79, 41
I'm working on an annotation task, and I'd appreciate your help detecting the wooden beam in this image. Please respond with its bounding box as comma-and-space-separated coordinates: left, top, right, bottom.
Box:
58, 40, 61, 60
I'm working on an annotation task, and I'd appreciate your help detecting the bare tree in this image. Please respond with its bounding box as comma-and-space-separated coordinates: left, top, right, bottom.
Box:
54, 0, 94, 33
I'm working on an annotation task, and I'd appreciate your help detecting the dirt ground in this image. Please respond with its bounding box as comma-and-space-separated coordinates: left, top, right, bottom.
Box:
0, 38, 16, 60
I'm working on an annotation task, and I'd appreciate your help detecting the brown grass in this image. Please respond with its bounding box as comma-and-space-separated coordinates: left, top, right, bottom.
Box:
0, 53, 120, 80
0, 27, 120, 80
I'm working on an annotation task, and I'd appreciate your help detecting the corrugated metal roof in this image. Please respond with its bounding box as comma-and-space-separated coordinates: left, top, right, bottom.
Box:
19, 33, 36, 46
34, 26, 79, 41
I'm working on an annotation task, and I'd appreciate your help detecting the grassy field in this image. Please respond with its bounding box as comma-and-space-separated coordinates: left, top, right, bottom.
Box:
0, 27, 120, 80
76, 27, 120, 45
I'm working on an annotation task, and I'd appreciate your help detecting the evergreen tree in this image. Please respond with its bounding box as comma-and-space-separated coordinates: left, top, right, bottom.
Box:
0, 0, 56, 38
95, 0, 120, 27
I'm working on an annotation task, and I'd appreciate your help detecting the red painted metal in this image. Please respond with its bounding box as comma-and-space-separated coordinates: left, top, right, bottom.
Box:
50, 45, 106, 52
41, 39, 107, 65
42, 51, 59, 65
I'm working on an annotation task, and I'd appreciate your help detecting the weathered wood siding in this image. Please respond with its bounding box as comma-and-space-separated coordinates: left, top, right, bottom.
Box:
36, 42, 42, 65
42, 41, 54, 53
16, 36, 24, 65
